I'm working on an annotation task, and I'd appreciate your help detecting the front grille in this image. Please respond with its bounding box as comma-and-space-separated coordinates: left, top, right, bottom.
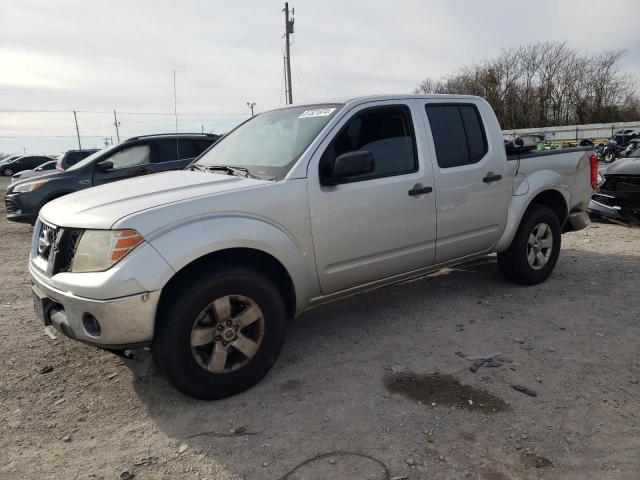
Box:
56, 229, 83, 273
35, 221, 83, 274
592, 193, 617, 208
4, 196, 19, 214
37, 222, 58, 261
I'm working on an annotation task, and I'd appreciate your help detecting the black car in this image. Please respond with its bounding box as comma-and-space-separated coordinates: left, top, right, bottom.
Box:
590, 158, 640, 226
5, 133, 219, 224
1, 155, 55, 176
56, 149, 100, 171
12, 160, 58, 179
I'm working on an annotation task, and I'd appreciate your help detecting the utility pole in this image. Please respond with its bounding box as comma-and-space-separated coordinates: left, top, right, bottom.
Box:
73, 110, 82, 149
113, 110, 121, 142
246, 102, 256, 116
283, 2, 294, 105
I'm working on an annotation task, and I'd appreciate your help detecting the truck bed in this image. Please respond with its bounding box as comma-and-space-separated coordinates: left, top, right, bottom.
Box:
506, 146, 593, 161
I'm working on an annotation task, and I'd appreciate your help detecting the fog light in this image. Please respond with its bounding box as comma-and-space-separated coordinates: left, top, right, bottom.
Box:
82, 313, 101, 337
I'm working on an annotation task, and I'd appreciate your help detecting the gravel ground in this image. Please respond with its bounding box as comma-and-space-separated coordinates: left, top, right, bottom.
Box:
1, 175, 639, 480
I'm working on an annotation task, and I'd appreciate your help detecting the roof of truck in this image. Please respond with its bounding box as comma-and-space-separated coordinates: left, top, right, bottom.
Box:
280, 94, 484, 109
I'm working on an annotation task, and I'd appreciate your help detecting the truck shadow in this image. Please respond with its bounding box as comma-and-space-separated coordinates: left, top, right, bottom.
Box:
129, 248, 639, 479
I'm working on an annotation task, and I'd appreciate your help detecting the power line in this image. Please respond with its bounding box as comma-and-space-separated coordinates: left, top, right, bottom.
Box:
0, 109, 248, 116
292, 42, 309, 102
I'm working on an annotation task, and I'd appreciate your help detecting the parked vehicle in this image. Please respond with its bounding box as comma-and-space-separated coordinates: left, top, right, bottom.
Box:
28, 95, 595, 399
601, 139, 622, 164
612, 129, 639, 148
0, 154, 22, 164
56, 149, 99, 171
12, 160, 57, 180
1, 155, 54, 176
5, 133, 219, 224
590, 158, 640, 226
619, 139, 640, 158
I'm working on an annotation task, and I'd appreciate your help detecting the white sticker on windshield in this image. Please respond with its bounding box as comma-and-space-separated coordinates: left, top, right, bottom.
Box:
298, 108, 336, 118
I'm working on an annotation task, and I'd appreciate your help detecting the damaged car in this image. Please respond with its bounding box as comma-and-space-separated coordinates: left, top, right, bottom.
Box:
590, 157, 640, 226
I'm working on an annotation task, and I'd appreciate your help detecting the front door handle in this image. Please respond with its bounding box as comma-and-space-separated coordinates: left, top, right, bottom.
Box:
408, 186, 433, 196
483, 173, 502, 183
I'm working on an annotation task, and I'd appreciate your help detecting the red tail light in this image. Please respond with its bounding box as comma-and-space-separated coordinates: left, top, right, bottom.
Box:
589, 153, 598, 189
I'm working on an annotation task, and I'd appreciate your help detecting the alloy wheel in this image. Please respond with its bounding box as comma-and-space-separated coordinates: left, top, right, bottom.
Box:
527, 222, 553, 270
190, 295, 265, 373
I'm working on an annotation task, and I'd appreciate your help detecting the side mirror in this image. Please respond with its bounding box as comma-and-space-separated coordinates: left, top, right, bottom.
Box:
97, 160, 113, 172
323, 150, 375, 185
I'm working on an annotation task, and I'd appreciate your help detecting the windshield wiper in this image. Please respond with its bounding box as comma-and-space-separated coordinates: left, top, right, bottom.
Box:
187, 163, 207, 172
203, 164, 260, 179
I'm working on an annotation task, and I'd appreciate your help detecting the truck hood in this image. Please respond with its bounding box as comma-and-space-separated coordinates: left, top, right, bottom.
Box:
40, 170, 270, 229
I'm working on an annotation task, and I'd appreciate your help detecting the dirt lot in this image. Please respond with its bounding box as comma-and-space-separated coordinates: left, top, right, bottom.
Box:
1, 175, 639, 480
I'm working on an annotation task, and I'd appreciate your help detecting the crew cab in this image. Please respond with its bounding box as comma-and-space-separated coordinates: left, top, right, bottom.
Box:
6, 133, 219, 224
28, 95, 596, 399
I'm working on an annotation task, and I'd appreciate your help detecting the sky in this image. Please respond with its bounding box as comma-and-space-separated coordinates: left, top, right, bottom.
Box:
1, 0, 639, 155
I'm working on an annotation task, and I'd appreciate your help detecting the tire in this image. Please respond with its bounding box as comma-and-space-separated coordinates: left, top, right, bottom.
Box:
498, 205, 561, 285
603, 152, 616, 163
153, 265, 287, 400
3, 168, 13, 176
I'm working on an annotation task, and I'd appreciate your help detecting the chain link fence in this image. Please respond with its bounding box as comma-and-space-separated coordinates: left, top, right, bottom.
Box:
503, 121, 640, 144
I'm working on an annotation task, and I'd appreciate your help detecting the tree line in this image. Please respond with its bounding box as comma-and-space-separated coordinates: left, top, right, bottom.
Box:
414, 41, 640, 130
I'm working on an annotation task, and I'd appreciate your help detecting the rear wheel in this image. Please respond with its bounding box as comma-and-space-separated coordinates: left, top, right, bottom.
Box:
498, 205, 561, 285
153, 266, 287, 400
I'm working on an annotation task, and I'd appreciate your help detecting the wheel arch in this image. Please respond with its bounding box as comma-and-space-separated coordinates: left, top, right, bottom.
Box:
156, 247, 297, 327
495, 187, 569, 252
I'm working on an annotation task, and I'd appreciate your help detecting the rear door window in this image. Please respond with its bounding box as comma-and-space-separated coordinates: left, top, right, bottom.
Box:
109, 145, 151, 169
425, 104, 488, 168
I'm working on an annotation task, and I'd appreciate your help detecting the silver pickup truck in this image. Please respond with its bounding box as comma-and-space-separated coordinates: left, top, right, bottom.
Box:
29, 95, 597, 399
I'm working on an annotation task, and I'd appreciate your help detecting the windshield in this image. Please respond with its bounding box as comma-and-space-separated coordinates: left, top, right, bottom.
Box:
195, 104, 342, 179
66, 145, 116, 171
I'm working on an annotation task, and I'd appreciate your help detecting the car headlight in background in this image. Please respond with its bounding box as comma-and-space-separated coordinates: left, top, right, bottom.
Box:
597, 172, 605, 188
71, 229, 144, 273
12, 180, 49, 193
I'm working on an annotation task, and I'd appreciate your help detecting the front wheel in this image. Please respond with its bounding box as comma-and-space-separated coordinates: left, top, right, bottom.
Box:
153, 266, 287, 400
3, 168, 13, 176
498, 205, 561, 285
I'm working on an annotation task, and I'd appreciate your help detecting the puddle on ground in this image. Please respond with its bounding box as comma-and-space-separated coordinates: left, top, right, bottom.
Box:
384, 372, 510, 413
521, 453, 552, 469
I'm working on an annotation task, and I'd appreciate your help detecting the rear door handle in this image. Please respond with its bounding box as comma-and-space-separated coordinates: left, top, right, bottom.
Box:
408, 186, 433, 196
483, 173, 502, 183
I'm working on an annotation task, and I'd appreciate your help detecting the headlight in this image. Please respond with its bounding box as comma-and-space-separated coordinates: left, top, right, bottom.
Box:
13, 179, 49, 193
71, 229, 144, 273
597, 172, 605, 188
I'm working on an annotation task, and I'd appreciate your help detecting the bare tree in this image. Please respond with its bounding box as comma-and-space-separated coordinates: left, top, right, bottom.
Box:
414, 42, 639, 128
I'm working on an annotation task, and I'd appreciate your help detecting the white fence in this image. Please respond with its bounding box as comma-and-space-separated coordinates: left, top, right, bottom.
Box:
503, 120, 640, 142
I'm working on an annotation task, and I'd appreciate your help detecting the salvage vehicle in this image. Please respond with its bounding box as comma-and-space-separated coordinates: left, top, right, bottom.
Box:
5, 133, 219, 224
1, 155, 55, 176
28, 95, 596, 399
12, 160, 57, 180
590, 158, 640, 226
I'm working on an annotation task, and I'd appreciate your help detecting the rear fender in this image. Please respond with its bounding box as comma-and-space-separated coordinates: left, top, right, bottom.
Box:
494, 170, 570, 252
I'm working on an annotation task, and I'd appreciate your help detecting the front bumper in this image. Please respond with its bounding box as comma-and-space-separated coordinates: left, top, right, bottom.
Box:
30, 262, 160, 348
5, 191, 41, 224
589, 198, 623, 220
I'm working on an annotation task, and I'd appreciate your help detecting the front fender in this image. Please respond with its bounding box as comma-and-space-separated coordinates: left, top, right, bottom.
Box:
146, 214, 317, 313
494, 170, 570, 252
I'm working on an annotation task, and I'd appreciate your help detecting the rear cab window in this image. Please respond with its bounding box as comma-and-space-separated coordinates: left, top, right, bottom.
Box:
425, 104, 488, 168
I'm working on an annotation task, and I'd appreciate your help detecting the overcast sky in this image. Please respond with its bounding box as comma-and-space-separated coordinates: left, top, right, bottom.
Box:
1, 0, 639, 155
